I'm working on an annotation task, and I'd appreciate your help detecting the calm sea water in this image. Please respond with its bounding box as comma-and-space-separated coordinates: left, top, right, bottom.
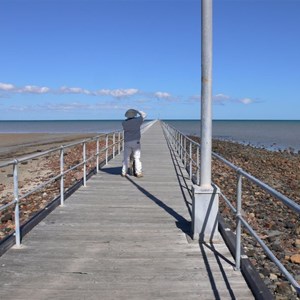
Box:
0, 120, 125, 134
0, 119, 299, 152
165, 120, 300, 152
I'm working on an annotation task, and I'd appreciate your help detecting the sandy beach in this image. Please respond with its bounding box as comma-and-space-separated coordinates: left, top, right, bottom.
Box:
0, 132, 98, 197
0, 132, 99, 192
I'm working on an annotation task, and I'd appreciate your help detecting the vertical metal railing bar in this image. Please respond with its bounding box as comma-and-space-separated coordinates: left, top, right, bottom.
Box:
105, 134, 108, 165
177, 132, 180, 155
179, 133, 181, 155
177, 131, 180, 156
173, 128, 176, 149
173, 129, 175, 148
235, 171, 242, 271
180, 134, 183, 161
83, 142, 87, 187
173, 130, 176, 151
96, 138, 100, 173
197, 147, 200, 185
170, 127, 173, 147
184, 137, 187, 168
118, 132, 121, 155
181, 134, 184, 163
113, 133, 116, 159
60, 146, 64, 206
189, 141, 192, 180
13, 160, 21, 247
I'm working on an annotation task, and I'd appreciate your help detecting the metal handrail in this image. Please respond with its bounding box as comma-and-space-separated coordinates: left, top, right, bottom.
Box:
161, 121, 300, 294
0, 129, 124, 247
0, 120, 156, 247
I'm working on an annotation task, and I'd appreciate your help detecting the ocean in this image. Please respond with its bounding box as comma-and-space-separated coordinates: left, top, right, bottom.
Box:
166, 120, 300, 152
0, 120, 125, 134
0, 119, 299, 152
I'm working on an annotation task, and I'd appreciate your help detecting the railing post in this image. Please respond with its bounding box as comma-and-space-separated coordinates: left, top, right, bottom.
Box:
173, 130, 176, 150
235, 171, 242, 271
113, 133, 116, 159
184, 137, 187, 168
105, 134, 108, 165
172, 129, 175, 148
13, 159, 21, 247
83, 142, 87, 187
180, 134, 183, 161
60, 146, 64, 206
174, 130, 176, 149
197, 146, 200, 185
96, 138, 100, 173
118, 132, 121, 154
189, 142, 192, 180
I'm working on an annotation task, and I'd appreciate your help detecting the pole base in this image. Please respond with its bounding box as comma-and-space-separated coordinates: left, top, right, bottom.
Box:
192, 184, 220, 242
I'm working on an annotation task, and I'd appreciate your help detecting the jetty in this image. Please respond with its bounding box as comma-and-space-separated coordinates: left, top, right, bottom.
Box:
0, 121, 256, 299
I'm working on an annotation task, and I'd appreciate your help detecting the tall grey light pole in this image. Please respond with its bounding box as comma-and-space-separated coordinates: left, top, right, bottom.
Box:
192, 0, 219, 242
200, 0, 212, 188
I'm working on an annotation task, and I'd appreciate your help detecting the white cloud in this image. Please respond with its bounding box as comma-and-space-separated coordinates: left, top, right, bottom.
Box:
154, 91, 172, 99
59, 86, 92, 95
213, 93, 230, 105
0, 82, 141, 98
1, 81, 260, 110
239, 98, 254, 104
213, 94, 257, 105
0, 83, 175, 102
0, 82, 50, 94
5, 101, 131, 113
20, 85, 51, 94
0, 82, 16, 91
96, 88, 139, 98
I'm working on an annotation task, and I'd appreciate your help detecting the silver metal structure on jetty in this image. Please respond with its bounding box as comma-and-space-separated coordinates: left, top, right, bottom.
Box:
0, 121, 254, 300
163, 121, 300, 297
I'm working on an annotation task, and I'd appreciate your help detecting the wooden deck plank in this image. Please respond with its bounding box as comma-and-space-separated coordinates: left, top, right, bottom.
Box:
0, 121, 254, 299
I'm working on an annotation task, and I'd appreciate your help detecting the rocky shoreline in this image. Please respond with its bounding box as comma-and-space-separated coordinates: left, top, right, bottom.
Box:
191, 136, 300, 300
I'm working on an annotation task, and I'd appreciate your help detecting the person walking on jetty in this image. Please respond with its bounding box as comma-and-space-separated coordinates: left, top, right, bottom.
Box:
122, 109, 147, 177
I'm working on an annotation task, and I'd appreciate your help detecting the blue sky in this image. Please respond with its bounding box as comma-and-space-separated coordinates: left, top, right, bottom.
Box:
0, 0, 299, 120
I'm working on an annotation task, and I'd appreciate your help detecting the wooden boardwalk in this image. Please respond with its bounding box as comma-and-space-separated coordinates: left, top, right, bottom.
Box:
0, 121, 254, 299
